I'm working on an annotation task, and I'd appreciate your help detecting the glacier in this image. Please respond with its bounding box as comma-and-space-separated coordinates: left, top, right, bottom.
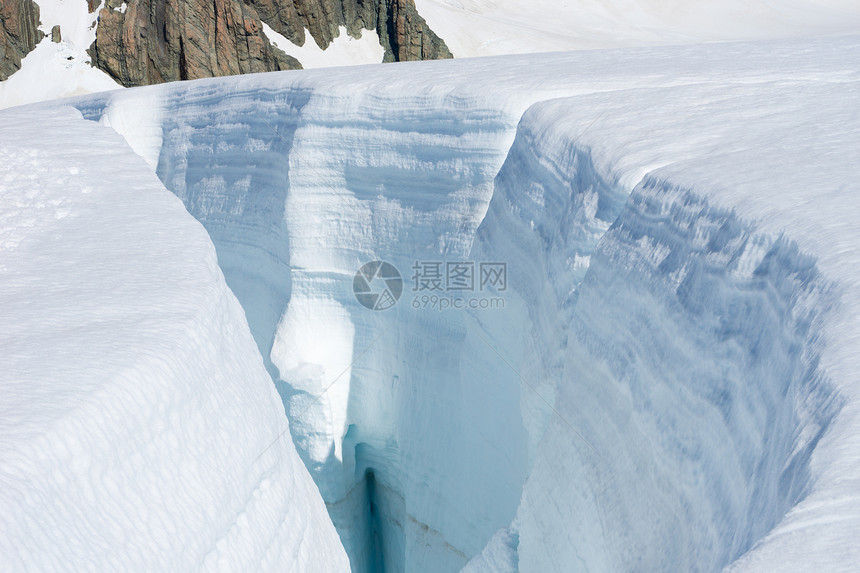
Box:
3, 34, 860, 572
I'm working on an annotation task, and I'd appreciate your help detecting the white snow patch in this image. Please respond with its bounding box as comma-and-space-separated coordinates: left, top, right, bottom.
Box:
0, 38, 121, 110
0, 1, 121, 110
262, 23, 385, 69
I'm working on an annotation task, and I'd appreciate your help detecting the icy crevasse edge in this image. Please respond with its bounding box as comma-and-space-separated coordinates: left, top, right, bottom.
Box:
0, 105, 350, 572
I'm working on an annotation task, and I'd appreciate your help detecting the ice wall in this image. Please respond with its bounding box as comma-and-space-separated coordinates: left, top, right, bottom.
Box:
514, 179, 839, 571
462, 100, 842, 570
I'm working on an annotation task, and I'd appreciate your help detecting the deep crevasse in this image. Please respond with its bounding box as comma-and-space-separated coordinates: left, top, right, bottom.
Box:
71, 35, 860, 572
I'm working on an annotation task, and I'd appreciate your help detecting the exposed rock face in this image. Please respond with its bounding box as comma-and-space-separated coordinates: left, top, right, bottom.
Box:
90, 0, 451, 87
0, 0, 43, 81
2, 0, 450, 88
384, 0, 451, 62
89, 0, 302, 87
251, 0, 452, 62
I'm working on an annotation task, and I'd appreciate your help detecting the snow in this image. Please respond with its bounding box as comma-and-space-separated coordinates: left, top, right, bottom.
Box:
97, 87, 165, 169
37, 0, 101, 49
5, 30, 860, 573
0, 1, 121, 110
262, 23, 385, 69
0, 105, 350, 571
414, 0, 860, 57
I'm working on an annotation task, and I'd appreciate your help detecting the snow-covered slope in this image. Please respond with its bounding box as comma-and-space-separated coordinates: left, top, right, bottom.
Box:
51, 34, 860, 572
0, 105, 350, 571
415, 0, 860, 56
0, 0, 120, 110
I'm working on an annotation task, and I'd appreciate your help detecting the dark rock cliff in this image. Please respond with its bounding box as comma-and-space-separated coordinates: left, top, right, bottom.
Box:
0, 0, 43, 82
89, 0, 302, 87
250, 0, 451, 62
89, 0, 452, 88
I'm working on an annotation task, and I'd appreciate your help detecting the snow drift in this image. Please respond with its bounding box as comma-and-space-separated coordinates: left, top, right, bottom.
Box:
5, 34, 860, 572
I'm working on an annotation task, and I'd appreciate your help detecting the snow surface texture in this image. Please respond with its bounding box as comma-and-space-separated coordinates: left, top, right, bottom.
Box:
61, 35, 860, 572
0, 106, 350, 571
415, 0, 860, 57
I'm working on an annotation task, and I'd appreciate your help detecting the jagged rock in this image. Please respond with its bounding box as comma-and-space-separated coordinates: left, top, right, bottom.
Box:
0, 0, 450, 86
51, 24, 61, 43
0, 0, 43, 81
89, 0, 302, 87
250, 0, 451, 62
89, 0, 450, 87
382, 0, 451, 62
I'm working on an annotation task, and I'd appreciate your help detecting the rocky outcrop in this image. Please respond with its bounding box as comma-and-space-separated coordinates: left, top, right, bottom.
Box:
251, 0, 452, 62
89, 0, 451, 87
0, 0, 43, 81
1, 0, 449, 87
89, 0, 302, 87
383, 0, 451, 62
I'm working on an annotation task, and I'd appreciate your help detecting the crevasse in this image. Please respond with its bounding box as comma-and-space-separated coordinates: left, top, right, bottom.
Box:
76, 59, 843, 572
